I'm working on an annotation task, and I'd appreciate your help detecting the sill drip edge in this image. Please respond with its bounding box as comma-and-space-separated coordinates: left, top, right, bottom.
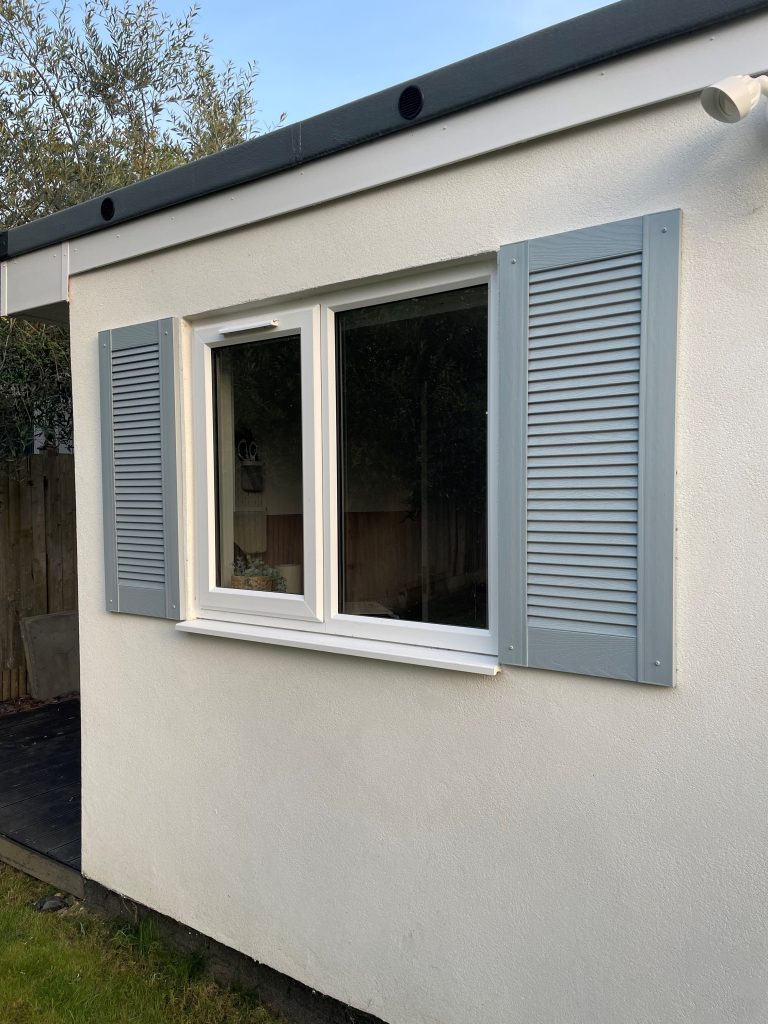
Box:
176, 618, 500, 676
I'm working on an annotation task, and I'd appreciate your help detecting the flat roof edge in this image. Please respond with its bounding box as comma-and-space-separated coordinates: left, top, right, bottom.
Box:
2, 0, 767, 260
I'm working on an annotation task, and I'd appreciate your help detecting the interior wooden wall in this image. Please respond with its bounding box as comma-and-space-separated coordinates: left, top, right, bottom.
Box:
342, 506, 486, 614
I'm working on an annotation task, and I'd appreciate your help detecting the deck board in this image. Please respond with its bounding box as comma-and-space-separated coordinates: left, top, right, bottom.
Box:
0, 701, 80, 870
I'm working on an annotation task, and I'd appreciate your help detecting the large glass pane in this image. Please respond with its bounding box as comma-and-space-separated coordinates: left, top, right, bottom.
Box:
213, 335, 303, 594
336, 286, 488, 628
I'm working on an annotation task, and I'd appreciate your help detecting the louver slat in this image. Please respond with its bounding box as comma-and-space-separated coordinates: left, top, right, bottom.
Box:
100, 319, 180, 619
529, 241, 641, 674
499, 212, 680, 685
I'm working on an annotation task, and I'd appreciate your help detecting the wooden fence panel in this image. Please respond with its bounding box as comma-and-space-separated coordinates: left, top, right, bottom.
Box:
0, 454, 77, 699
60, 457, 78, 612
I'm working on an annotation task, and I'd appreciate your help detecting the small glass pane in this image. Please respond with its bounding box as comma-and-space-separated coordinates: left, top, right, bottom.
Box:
336, 285, 488, 628
213, 335, 303, 595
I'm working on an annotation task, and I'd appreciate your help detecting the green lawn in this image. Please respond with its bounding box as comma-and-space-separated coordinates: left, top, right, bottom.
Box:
0, 865, 282, 1024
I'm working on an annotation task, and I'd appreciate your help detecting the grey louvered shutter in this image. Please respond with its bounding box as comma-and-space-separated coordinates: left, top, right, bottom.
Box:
99, 319, 181, 619
499, 211, 679, 685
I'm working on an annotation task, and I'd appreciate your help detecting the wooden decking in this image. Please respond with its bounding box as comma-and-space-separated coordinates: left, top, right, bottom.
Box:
0, 700, 81, 894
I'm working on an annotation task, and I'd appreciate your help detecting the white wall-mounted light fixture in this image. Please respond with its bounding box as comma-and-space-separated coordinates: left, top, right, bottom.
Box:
701, 74, 768, 123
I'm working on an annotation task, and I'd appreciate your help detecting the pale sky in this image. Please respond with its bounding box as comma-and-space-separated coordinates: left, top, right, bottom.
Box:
160, 0, 615, 127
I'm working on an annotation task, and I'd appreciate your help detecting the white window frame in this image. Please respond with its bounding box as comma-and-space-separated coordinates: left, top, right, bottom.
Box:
193, 306, 323, 623
189, 262, 498, 662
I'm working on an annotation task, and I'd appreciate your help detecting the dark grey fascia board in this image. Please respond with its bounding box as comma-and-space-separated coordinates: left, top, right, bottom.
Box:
2, 0, 767, 260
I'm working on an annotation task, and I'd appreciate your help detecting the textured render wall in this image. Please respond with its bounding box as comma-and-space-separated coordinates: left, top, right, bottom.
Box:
70, 95, 768, 1024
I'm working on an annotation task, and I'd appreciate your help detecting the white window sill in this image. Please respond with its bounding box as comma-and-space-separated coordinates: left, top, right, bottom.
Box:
176, 618, 500, 676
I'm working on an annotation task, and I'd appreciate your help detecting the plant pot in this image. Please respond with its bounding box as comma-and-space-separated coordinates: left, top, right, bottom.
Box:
230, 574, 274, 591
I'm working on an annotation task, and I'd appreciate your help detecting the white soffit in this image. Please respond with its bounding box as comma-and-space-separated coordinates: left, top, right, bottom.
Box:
2, 10, 767, 316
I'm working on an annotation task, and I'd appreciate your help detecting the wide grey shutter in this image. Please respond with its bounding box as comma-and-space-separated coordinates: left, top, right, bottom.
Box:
499, 212, 679, 685
99, 319, 181, 620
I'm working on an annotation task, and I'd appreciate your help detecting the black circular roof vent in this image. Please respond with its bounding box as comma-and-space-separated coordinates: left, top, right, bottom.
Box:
100, 197, 115, 221
398, 85, 423, 120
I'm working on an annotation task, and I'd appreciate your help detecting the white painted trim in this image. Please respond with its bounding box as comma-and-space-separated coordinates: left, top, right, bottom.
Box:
61, 242, 70, 300
320, 302, 336, 635
193, 306, 323, 623
53, 12, 767, 284
2, 242, 68, 317
176, 618, 501, 676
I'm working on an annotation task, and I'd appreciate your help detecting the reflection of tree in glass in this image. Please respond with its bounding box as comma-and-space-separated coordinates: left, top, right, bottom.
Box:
337, 287, 488, 628
338, 287, 487, 519
229, 335, 302, 460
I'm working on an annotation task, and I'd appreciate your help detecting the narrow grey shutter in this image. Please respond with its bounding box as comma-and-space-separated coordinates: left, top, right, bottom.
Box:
99, 319, 181, 620
499, 211, 679, 685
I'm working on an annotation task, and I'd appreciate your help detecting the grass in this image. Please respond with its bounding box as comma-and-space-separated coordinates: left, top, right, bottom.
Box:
0, 865, 282, 1024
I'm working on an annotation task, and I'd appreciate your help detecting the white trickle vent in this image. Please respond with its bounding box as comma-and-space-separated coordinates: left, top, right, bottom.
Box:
111, 342, 166, 591
526, 251, 641, 639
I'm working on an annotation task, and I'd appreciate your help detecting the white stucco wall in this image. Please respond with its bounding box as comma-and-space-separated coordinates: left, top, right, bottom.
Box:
69, 93, 768, 1024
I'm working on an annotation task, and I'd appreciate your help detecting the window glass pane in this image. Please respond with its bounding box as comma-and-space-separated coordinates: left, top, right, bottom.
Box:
336, 285, 488, 628
213, 335, 303, 594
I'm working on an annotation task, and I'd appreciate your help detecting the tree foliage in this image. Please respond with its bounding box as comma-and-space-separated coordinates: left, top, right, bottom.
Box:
0, 318, 72, 456
0, 0, 273, 457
